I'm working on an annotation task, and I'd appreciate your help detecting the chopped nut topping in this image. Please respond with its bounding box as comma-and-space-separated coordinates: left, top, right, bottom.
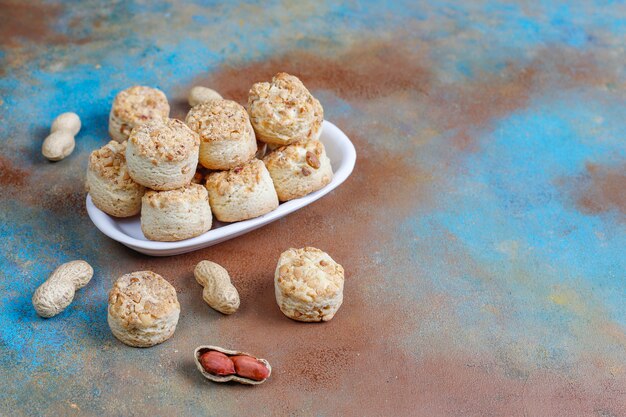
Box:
305, 151, 320, 169
129, 118, 199, 162
111, 86, 169, 126
248, 72, 324, 145
263, 140, 327, 175
206, 160, 268, 195
88, 141, 142, 190
143, 183, 208, 207
185, 99, 254, 143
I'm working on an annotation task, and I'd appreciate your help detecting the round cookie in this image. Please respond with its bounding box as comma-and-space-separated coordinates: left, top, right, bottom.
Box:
126, 118, 200, 190
274, 247, 345, 322
108, 271, 180, 347
205, 159, 278, 222
247, 72, 323, 146
86, 141, 146, 217
263, 140, 333, 201
185, 99, 257, 170
141, 184, 212, 242
109, 86, 170, 143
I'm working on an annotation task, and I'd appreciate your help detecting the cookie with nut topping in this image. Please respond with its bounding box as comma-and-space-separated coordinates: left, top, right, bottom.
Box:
247, 72, 323, 146
107, 271, 180, 348
86, 141, 146, 217
205, 159, 278, 222
185, 99, 257, 170
141, 183, 212, 241
263, 140, 333, 201
126, 118, 200, 190
109, 86, 170, 143
274, 247, 344, 322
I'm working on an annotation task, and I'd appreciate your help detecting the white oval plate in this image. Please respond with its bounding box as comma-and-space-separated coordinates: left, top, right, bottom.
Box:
86, 121, 356, 256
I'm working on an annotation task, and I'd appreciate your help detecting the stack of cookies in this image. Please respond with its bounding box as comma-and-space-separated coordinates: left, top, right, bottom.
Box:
86, 73, 333, 242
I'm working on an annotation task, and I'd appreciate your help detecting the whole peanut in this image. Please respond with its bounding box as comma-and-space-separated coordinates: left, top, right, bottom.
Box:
199, 351, 235, 376
194, 261, 240, 315
32, 260, 93, 318
188, 86, 222, 107
42, 112, 81, 161
51, 112, 81, 135
231, 355, 270, 381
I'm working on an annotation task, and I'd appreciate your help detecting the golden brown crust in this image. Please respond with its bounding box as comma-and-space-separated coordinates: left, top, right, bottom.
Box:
204, 159, 278, 222
143, 183, 208, 208
263, 140, 324, 171
262, 140, 332, 201
247, 73, 323, 145
111, 86, 170, 127
88, 141, 139, 190
140, 184, 212, 241
128, 118, 200, 162
205, 159, 266, 196
186, 99, 254, 144
276, 247, 344, 302
108, 271, 179, 329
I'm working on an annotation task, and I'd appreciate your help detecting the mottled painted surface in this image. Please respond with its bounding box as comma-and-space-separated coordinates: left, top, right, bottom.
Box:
1, 0, 625, 416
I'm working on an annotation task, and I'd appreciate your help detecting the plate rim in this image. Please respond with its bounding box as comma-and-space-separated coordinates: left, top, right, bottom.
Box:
86, 120, 356, 255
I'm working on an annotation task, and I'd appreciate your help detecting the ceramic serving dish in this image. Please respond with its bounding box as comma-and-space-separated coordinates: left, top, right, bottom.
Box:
86, 120, 356, 256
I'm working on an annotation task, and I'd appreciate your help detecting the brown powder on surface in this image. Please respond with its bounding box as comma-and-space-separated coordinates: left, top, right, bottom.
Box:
443, 66, 536, 129
576, 163, 626, 216
187, 41, 431, 104
4, 34, 621, 415
0, 1, 67, 47
554, 50, 615, 86
432, 66, 536, 152
137, 131, 432, 410
155, 42, 626, 414
0, 155, 27, 187
180, 44, 615, 164
40, 185, 86, 215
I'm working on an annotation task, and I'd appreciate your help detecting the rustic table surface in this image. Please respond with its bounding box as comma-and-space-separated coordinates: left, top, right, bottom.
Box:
1, 1, 625, 416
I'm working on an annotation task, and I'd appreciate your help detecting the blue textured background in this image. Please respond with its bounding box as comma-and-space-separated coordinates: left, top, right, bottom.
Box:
1, 1, 624, 416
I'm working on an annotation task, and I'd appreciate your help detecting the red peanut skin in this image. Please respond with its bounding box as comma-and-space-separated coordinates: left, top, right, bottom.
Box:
200, 351, 235, 376
231, 355, 270, 381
